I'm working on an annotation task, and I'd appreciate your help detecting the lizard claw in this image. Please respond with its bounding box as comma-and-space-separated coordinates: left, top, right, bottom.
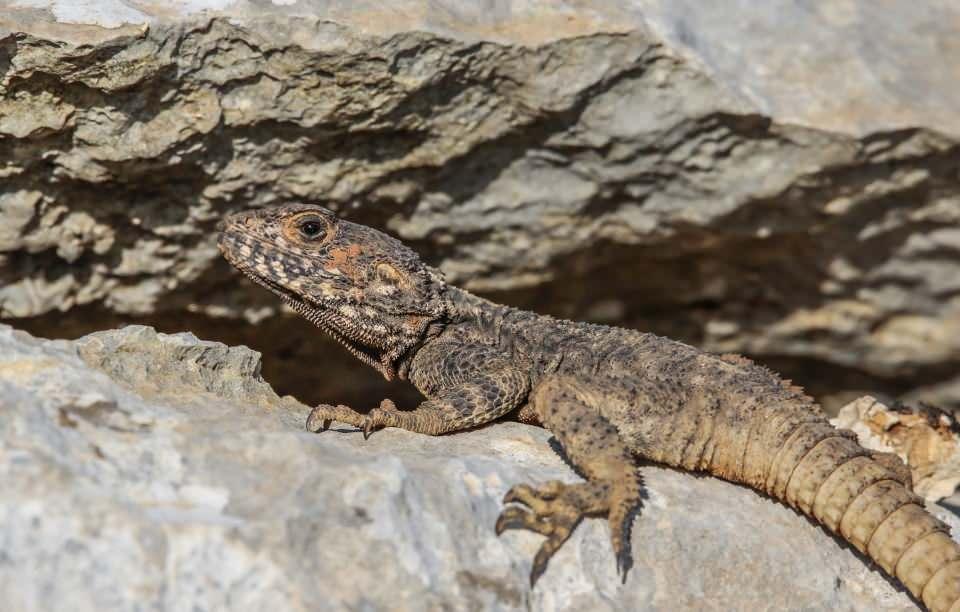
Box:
495, 506, 552, 536
360, 404, 396, 439
306, 403, 373, 434
306, 404, 341, 432
503, 480, 563, 507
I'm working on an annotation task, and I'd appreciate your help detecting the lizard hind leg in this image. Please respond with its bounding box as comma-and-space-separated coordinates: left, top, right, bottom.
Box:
495, 377, 643, 585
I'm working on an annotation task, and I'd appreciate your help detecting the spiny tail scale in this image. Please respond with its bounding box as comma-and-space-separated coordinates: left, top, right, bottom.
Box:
727, 410, 959, 610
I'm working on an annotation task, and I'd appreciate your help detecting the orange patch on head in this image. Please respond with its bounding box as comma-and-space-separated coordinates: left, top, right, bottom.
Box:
327, 244, 363, 278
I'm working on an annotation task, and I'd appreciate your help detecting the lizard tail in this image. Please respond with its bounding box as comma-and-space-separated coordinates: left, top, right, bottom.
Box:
749, 416, 960, 611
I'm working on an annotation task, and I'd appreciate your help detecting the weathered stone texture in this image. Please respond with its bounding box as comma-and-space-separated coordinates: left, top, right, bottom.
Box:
1, 3, 958, 411
1, 324, 955, 611
833, 395, 960, 503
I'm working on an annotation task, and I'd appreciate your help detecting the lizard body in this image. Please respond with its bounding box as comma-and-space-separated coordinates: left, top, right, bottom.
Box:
219, 204, 960, 610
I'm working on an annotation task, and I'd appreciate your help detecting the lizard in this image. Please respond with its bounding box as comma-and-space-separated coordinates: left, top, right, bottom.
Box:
219, 203, 960, 611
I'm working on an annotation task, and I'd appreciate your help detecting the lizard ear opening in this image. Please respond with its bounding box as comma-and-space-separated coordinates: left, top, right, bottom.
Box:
375, 263, 413, 289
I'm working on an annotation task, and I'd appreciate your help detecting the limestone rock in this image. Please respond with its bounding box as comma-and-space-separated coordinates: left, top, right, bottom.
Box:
1, 2, 959, 413
1, 323, 957, 611
833, 395, 960, 503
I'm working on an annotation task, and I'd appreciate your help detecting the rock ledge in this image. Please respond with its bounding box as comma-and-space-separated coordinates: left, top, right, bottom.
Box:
1, 323, 955, 611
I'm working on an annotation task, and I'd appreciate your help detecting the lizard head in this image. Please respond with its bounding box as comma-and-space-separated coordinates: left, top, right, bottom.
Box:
218, 203, 448, 380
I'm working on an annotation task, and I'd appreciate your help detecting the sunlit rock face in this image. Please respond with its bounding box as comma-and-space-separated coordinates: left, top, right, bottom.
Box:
1, 324, 955, 611
1, 1, 959, 412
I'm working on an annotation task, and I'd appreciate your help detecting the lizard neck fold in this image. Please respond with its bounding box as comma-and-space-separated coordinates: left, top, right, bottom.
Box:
401, 286, 578, 382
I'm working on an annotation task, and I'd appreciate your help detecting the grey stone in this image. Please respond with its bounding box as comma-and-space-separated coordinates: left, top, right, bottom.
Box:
0, 2, 958, 413
1, 322, 955, 611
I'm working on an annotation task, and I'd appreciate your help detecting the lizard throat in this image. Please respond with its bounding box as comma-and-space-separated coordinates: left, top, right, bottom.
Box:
236, 267, 398, 380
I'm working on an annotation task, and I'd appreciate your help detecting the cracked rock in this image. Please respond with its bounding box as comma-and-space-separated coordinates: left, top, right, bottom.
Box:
1, 2, 958, 412
1, 323, 957, 611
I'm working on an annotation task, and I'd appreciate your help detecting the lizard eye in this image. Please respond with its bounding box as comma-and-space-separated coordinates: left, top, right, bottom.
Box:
298, 220, 326, 240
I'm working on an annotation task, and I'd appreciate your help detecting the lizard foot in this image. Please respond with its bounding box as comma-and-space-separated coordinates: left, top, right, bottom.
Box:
306, 399, 398, 439
495, 478, 637, 586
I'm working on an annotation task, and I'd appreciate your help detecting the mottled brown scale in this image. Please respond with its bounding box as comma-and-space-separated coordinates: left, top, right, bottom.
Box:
220, 204, 960, 610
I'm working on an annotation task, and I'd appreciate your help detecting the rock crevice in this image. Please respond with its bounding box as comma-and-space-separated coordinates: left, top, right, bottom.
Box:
1, 6, 959, 411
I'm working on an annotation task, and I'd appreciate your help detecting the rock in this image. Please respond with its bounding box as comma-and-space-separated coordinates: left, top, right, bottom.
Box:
833, 395, 960, 503
1, 322, 957, 611
1, 2, 959, 413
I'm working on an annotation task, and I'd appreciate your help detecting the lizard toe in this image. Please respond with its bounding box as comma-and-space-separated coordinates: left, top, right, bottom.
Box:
502, 480, 565, 509
306, 404, 341, 432
608, 472, 642, 582
361, 422, 373, 439
502, 483, 537, 506
307, 404, 369, 433
499, 480, 598, 584
500, 477, 642, 584
378, 398, 399, 412
528, 515, 582, 587
495, 506, 553, 536
360, 406, 396, 439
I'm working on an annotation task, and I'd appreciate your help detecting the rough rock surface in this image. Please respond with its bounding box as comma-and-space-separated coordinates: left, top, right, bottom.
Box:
2, 323, 957, 611
833, 395, 960, 503
1, 2, 959, 412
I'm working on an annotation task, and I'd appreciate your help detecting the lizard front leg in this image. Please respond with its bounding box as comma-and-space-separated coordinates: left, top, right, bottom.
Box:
496, 375, 643, 585
308, 342, 530, 437
306, 399, 400, 437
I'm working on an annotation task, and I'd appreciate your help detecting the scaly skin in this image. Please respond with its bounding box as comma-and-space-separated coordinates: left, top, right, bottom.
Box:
219, 204, 960, 609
